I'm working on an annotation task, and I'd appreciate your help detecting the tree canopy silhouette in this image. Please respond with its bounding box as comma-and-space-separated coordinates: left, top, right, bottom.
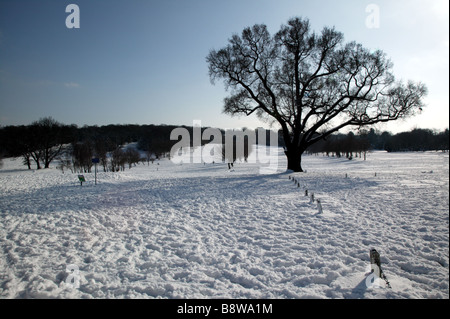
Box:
207, 17, 427, 172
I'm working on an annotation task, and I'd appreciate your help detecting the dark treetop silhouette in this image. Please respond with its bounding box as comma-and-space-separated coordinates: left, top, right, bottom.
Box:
207, 17, 427, 172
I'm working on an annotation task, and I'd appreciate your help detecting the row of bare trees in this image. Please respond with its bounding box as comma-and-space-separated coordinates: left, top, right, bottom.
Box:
220, 135, 253, 164
58, 142, 144, 174
384, 128, 449, 152
0, 117, 74, 170
305, 128, 449, 160
307, 131, 370, 160
2, 117, 446, 172
0, 118, 169, 171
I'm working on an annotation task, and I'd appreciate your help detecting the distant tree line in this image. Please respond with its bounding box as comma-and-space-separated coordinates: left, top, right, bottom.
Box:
306, 128, 449, 159
0, 118, 75, 170
383, 128, 449, 152
220, 134, 253, 166
0, 118, 281, 171
0, 118, 447, 170
0, 117, 181, 171
307, 131, 371, 160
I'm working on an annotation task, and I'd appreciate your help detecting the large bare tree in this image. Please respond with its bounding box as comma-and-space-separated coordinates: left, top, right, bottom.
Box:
32, 117, 65, 169
207, 17, 427, 172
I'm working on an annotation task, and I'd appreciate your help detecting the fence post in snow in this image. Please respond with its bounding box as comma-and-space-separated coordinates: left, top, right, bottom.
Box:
317, 199, 323, 214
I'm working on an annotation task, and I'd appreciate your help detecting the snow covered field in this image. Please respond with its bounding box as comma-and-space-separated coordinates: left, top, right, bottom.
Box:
0, 147, 448, 299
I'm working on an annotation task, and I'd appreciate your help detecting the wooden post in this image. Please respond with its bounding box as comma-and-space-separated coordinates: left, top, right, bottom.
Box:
317, 199, 323, 214
370, 249, 382, 278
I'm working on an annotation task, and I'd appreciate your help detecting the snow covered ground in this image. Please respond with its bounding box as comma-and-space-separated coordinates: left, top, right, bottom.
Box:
0, 147, 448, 299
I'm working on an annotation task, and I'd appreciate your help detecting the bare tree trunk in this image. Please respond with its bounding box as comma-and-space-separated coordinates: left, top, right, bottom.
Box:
22, 154, 32, 170
285, 147, 304, 172
30, 151, 42, 169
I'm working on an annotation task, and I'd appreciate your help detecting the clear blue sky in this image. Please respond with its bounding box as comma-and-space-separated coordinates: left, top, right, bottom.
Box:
0, 0, 448, 133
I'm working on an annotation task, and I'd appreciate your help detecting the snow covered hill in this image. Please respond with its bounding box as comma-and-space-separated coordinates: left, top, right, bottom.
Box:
0, 147, 448, 298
